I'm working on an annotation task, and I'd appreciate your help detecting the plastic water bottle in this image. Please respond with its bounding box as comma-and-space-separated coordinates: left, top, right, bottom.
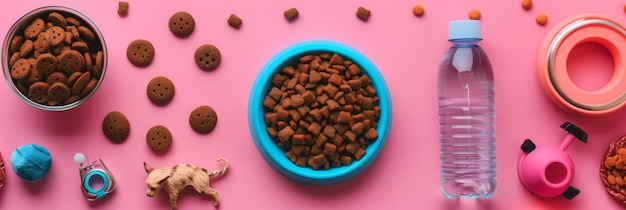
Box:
437, 20, 496, 199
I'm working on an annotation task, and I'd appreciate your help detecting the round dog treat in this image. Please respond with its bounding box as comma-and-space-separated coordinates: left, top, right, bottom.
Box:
19, 39, 33, 57
102, 111, 131, 143
48, 82, 71, 101
412, 5, 425, 17
284, 8, 299, 21
9, 52, 20, 67
71, 71, 91, 95
93, 51, 104, 77
194, 44, 221, 71
127, 39, 154, 67
536, 14, 548, 25
356, 6, 371, 21
227, 14, 243, 29
189, 105, 218, 134
71, 41, 89, 53
35, 53, 58, 75
118, 1, 129, 15
169, 11, 195, 37
24, 18, 45, 39
522, 0, 533, 10
81, 78, 98, 96
146, 76, 175, 105
29, 81, 50, 103
34, 32, 51, 53
66, 16, 81, 26
10, 35, 24, 53
469, 9, 481, 20
57, 50, 85, 74
11, 144, 52, 182
77, 26, 96, 42
45, 26, 66, 46
146, 125, 172, 151
67, 72, 82, 87
46, 72, 67, 85
48, 12, 67, 28
11, 58, 31, 80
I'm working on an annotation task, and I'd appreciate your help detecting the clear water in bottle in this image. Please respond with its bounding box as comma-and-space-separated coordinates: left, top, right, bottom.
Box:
438, 20, 496, 199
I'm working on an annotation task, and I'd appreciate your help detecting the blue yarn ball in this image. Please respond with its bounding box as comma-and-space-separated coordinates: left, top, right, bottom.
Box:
11, 144, 52, 182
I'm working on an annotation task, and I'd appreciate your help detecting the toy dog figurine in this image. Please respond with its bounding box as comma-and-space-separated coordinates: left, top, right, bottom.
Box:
144, 158, 230, 209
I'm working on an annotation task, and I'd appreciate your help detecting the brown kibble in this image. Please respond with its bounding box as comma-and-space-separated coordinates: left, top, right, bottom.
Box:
322, 125, 336, 138
617, 159, 624, 169
606, 156, 617, 169
277, 126, 295, 142
619, 148, 626, 155
286, 151, 297, 163
340, 155, 353, 165
609, 174, 617, 185
356, 6, 371, 21
227, 14, 243, 29
263, 96, 276, 109
290, 94, 305, 107
322, 143, 337, 157
337, 111, 353, 124
521, 0, 532, 10
536, 14, 548, 25
308, 122, 322, 136
284, 8, 299, 21
354, 148, 366, 160
469, 9, 481, 20
118, 1, 130, 15
618, 176, 625, 186
307, 154, 327, 170
412, 5, 425, 17
363, 128, 378, 140
295, 156, 308, 167
613, 169, 621, 177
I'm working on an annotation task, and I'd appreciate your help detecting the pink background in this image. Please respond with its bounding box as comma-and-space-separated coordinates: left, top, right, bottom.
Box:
1, 0, 625, 209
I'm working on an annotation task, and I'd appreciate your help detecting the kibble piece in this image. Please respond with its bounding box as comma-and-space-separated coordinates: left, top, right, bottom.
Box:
284, 8, 299, 21
412, 5, 425, 17
469, 9, 481, 20
356, 6, 371, 21
521, 0, 532, 10
617, 176, 625, 186
227, 14, 242, 29
118, 1, 129, 15
536, 14, 548, 25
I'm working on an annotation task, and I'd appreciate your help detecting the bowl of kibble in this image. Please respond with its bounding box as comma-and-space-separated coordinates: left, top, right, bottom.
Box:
2, 6, 107, 111
248, 40, 392, 185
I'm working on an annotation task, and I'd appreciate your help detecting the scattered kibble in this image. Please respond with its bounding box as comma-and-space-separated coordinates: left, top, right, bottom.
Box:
536, 14, 548, 25
604, 148, 626, 186
468, 9, 481, 20
228, 14, 242, 29
521, 0, 532, 10
284, 8, 299, 22
412, 5, 425, 17
118, 1, 129, 15
356, 6, 371, 21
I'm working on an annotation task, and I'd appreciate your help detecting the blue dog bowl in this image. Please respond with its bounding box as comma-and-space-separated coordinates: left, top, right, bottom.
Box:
248, 40, 392, 185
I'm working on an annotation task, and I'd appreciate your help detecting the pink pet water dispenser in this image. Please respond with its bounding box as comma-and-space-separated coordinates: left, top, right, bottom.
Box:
517, 122, 588, 200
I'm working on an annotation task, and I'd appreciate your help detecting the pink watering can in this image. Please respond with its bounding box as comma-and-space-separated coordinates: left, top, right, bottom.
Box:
517, 122, 588, 200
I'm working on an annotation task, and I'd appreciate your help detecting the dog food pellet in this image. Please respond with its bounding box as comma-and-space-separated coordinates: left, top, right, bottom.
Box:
412, 5, 425, 17
169, 11, 195, 37
469, 9, 481, 20
189, 105, 218, 134
146, 125, 173, 151
194, 44, 221, 71
118, 1, 129, 15
7, 11, 104, 106
146, 76, 175, 105
227, 14, 242, 29
356, 6, 371, 21
284, 8, 299, 21
536, 14, 548, 25
521, 0, 532, 10
263, 52, 380, 170
126, 39, 155, 67
102, 111, 131, 143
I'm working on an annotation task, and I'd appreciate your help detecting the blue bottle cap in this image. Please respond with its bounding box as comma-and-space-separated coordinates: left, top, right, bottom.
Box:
449, 20, 482, 41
